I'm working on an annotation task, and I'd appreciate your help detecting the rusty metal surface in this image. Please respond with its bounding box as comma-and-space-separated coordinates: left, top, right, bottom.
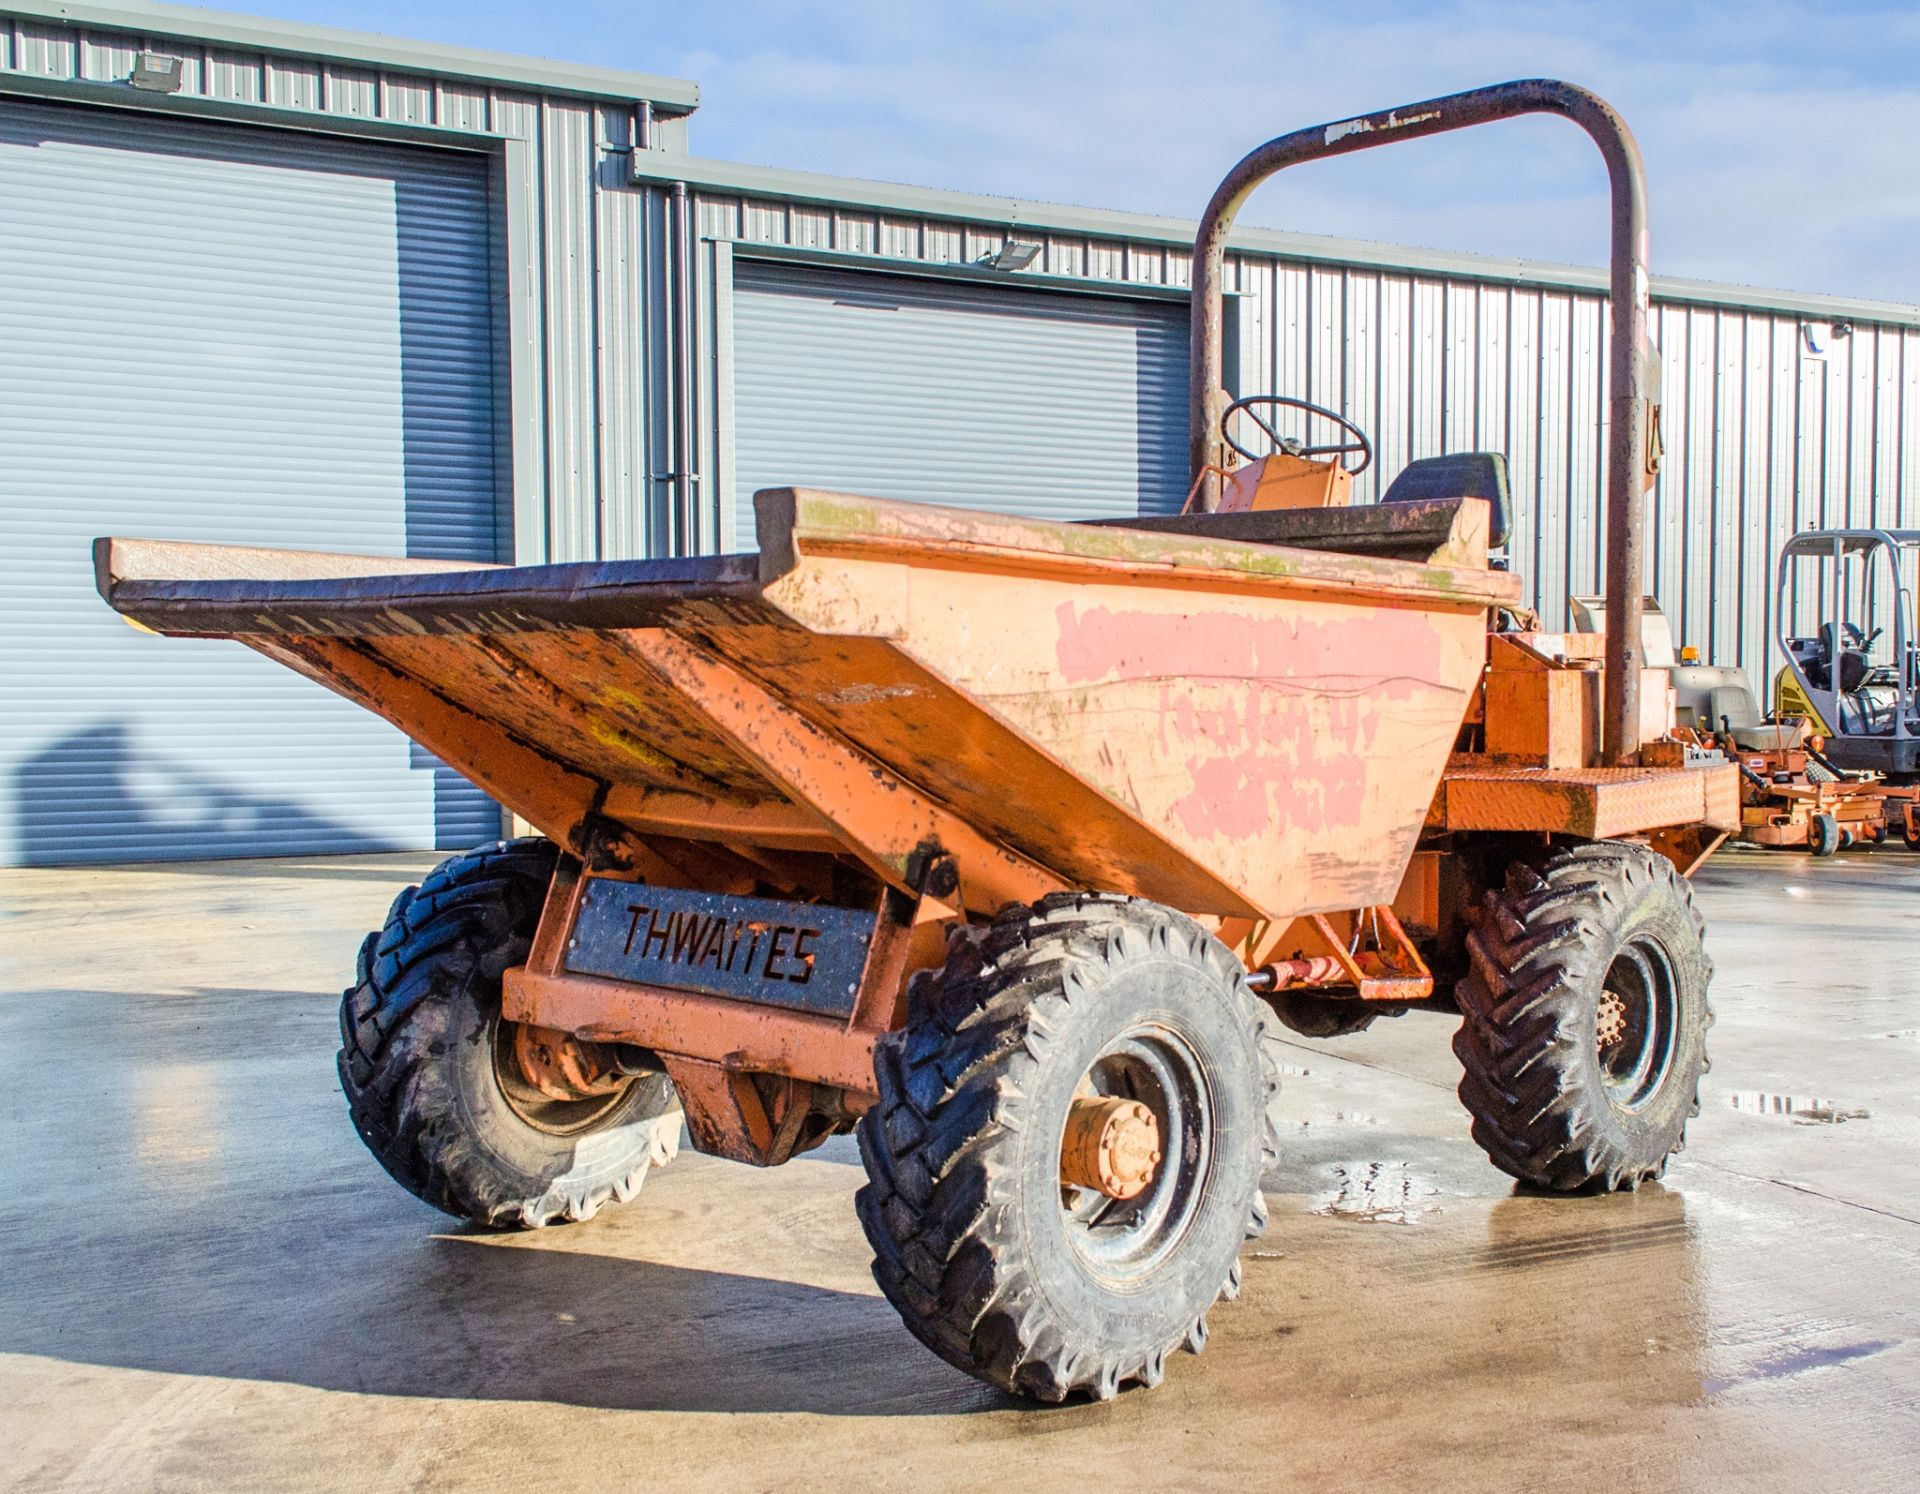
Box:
755, 486, 1518, 612
507, 1022, 627, 1101
656, 1058, 838, 1168
369, 629, 776, 800
507, 830, 960, 1095
691, 625, 1252, 912
504, 966, 881, 1095
1189, 79, 1654, 765
759, 492, 1512, 917
656, 1058, 836, 1167
1435, 756, 1739, 838
94, 538, 764, 637
1719, 737, 1920, 851
98, 487, 1516, 923
663, 1058, 777, 1164
619, 627, 1066, 913
248, 635, 604, 849
1252, 905, 1435, 1001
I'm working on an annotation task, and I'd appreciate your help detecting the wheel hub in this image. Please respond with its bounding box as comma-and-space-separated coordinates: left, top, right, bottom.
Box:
1061, 1095, 1163, 1200
1595, 937, 1681, 1112
1595, 988, 1629, 1051
507, 1021, 628, 1101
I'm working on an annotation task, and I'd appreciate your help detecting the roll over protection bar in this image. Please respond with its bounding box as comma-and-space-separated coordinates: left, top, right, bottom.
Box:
1188, 79, 1655, 764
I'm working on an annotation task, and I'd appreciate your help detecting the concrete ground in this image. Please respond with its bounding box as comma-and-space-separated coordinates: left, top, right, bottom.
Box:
2, 847, 1916, 1493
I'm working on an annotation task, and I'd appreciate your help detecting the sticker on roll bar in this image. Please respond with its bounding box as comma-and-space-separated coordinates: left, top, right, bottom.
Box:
564, 878, 876, 1019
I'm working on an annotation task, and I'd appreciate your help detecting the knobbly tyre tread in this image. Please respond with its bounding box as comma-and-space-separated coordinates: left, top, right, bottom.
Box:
854, 892, 1281, 1402
1451, 840, 1712, 1193
337, 838, 679, 1229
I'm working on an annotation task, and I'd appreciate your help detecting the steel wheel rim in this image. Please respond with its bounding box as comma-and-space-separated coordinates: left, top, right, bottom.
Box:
1596, 937, 1679, 1112
491, 1018, 637, 1136
1057, 1022, 1212, 1285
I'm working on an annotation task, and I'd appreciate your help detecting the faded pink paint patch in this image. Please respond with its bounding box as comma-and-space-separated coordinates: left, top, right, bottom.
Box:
1167, 690, 1375, 840
1054, 600, 1444, 703
1052, 600, 1457, 846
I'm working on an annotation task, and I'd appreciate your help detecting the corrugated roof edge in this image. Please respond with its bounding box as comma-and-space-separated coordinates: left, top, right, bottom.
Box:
635, 150, 1920, 329
3, 0, 700, 109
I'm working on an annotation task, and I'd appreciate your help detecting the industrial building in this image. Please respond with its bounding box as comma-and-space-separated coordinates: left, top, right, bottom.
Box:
5, 0, 1917, 865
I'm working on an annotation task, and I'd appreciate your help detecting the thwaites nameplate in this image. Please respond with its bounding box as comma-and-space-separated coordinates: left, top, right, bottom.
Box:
565, 879, 876, 1018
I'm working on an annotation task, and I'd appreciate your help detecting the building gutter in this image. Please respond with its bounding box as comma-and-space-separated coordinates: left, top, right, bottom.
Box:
2, 0, 699, 110
629, 150, 1920, 330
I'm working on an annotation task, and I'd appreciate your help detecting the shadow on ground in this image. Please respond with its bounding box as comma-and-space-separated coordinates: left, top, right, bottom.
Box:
0, 1199, 1006, 1416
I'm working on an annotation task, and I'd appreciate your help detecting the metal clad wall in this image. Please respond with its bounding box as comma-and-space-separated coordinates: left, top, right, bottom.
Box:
726, 260, 1190, 550
540, 95, 598, 560
594, 104, 649, 562
0, 11, 683, 569
10, 7, 1920, 715
0, 98, 496, 863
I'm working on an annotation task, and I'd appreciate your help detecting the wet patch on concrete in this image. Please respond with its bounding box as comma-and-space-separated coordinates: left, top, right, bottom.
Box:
1401, 1210, 1694, 1283
1726, 1091, 1872, 1124
1313, 1161, 1441, 1224
1290, 1111, 1383, 1131
10, 851, 1920, 1485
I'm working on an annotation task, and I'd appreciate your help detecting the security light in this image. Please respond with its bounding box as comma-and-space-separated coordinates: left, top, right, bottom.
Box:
982, 239, 1042, 272
129, 52, 185, 93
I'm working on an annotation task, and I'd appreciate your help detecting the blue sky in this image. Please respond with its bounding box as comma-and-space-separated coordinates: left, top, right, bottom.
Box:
239, 1, 1919, 302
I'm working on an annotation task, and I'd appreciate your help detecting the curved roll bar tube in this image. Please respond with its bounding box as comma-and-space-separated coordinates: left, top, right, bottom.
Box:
1189, 79, 1654, 764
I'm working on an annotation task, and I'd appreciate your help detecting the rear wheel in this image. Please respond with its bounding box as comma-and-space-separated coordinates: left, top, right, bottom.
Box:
1452, 842, 1711, 1192
338, 839, 681, 1228
855, 894, 1279, 1401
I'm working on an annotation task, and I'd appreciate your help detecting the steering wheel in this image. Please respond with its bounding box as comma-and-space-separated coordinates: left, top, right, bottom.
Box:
1220, 394, 1372, 475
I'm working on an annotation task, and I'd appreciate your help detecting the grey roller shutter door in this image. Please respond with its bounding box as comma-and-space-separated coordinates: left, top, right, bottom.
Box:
729, 261, 1190, 551
0, 99, 499, 866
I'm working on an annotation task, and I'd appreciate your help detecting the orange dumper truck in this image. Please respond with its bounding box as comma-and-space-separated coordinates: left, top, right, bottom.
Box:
96, 80, 1735, 1401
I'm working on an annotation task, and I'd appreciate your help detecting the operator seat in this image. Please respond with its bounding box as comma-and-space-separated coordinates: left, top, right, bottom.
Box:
1712, 682, 1808, 751
1379, 453, 1510, 551
1817, 622, 1870, 695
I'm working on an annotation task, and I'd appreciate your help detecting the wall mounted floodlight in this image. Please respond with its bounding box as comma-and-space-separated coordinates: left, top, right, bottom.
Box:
129, 52, 185, 93
981, 239, 1042, 272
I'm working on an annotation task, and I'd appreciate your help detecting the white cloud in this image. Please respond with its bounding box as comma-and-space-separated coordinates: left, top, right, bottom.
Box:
664, 0, 1920, 301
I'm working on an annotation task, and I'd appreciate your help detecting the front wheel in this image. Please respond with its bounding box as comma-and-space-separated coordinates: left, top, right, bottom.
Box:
337, 839, 681, 1228
855, 894, 1280, 1402
1453, 841, 1711, 1192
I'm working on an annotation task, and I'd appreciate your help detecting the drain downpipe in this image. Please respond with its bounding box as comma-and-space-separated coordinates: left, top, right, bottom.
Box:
669, 179, 698, 556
